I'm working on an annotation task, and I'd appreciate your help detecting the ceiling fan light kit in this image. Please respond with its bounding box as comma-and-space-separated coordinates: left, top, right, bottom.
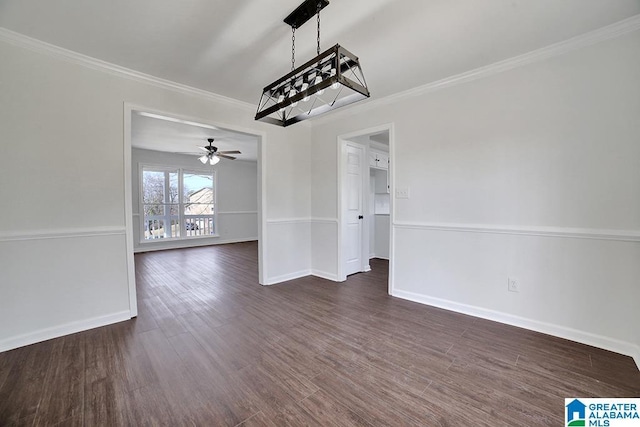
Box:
199, 154, 220, 165
198, 138, 240, 165
255, 0, 370, 127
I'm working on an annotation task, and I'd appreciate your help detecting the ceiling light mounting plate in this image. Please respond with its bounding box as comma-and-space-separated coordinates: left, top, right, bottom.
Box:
284, 0, 329, 29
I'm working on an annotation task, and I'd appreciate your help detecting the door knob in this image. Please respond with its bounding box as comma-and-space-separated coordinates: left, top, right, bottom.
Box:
358, 215, 363, 219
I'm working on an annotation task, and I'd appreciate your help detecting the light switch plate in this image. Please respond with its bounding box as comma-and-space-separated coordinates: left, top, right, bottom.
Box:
396, 187, 410, 199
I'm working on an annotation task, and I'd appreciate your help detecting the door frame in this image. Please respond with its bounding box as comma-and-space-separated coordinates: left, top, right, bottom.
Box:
123, 103, 267, 317
337, 123, 394, 289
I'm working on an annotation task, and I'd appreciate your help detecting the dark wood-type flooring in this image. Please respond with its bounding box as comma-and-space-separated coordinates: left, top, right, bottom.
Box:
1, 241, 639, 426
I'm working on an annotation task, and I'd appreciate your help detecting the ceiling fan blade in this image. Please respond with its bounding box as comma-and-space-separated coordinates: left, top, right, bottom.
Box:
217, 150, 241, 154
217, 154, 236, 160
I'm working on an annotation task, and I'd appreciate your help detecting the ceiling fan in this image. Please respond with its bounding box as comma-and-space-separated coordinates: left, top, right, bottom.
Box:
198, 138, 241, 165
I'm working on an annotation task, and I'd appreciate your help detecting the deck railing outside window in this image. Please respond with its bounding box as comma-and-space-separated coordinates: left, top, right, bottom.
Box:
141, 167, 216, 241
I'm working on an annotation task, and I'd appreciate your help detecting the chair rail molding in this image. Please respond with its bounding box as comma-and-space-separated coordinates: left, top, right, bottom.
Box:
0, 226, 126, 242
266, 218, 312, 225
310, 217, 339, 224
217, 211, 259, 215
393, 221, 640, 243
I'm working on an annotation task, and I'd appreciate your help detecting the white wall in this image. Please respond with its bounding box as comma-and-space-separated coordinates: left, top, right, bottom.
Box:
2, 24, 639, 367
131, 148, 258, 252
371, 163, 390, 260
374, 215, 390, 259
263, 129, 312, 283
0, 34, 310, 351
310, 30, 640, 363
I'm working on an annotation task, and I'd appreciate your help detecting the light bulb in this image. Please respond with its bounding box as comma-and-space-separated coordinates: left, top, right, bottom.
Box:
209, 156, 220, 165
314, 75, 324, 95
289, 88, 298, 107
301, 83, 309, 102
199, 155, 208, 164
330, 66, 338, 89
278, 94, 285, 112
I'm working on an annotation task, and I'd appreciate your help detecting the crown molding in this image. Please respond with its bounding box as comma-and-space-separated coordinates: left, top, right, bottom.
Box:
0, 27, 256, 112
311, 14, 640, 126
2, 13, 639, 124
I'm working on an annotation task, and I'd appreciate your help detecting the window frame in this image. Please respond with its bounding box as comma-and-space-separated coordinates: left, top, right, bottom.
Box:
138, 163, 218, 244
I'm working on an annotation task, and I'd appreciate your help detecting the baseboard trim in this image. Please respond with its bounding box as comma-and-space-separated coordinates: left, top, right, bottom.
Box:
370, 256, 389, 260
634, 347, 640, 371
0, 310, 131, 353
265, 270, 311, 285
311, 270, 339, 282
392, 289, 640, 369
134, 237, 257, 253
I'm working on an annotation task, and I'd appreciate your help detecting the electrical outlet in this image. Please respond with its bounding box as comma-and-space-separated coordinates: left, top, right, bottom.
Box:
396, 187, 410, 199
508, 278, 519, 293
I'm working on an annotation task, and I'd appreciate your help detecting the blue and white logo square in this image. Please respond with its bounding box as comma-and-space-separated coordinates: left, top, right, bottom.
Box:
566, 398, 640, 426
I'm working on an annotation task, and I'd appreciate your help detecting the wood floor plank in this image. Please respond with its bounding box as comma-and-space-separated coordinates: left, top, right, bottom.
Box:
311, 368, 450, 427
131, 297, 160, 334
268, 401, 328, 427
33, 335, 85, 426
84, 376, 127, 426
1, 242, 638, 426
119, 383, 180, 426
0, 341, 55, 425
168, 331, 264, 424
318, 338, 431, 396
0, 346, 20, 393
235, 358, 319, 420
295, 389, 374, 427
143, 295, 188, 338
429, 364, 560, 425
235, 411, 278, 427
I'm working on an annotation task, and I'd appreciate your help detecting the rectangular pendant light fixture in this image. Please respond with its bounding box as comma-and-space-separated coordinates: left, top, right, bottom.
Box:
255, 0, 370, 127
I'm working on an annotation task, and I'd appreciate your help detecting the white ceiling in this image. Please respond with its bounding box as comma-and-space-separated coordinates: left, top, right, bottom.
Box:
131, 112, 259, 161
349, 131, 389, 146
3, 1, 639, 155
1, 0, 639, 106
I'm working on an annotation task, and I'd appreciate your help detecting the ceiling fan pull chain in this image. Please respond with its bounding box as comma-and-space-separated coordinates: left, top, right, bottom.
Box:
291, 26, 296, 71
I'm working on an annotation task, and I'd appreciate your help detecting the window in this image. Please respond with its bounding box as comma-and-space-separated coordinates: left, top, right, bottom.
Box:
141, 166, 216, 241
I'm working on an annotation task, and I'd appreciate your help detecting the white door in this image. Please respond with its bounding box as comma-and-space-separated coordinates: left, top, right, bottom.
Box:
343, 143, 364, 276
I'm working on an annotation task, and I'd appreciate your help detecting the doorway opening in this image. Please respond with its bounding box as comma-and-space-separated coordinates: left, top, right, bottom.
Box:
123, 104, 267, 317
337, 124, 394, 294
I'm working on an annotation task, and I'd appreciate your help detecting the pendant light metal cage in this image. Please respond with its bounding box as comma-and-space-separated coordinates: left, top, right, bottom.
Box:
255, 0, 369, 127
255, 44, 369, 127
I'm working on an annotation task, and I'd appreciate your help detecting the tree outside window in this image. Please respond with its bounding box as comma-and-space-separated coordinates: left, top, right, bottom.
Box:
141, 167, 215, 240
